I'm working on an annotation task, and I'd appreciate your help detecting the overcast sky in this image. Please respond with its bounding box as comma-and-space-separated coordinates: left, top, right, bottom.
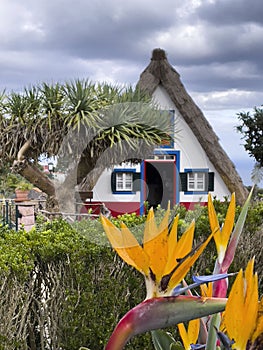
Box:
1, 0, 262, 186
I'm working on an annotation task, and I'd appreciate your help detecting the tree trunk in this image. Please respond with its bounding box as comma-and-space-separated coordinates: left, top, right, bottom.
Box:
12, 160, 55, 196
12, 159, 60, 211
12, 143, 109, 213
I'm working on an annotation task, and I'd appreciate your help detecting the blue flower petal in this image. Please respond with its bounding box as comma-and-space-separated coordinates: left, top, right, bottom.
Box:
172, 273, 237, 296
192, 273, 235, 284
190, 344, 206, 349
171, 284, 183, 296
214, 326, 235, 349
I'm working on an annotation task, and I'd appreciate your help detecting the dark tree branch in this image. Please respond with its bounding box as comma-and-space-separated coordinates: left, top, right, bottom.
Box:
12, 159, 55, 196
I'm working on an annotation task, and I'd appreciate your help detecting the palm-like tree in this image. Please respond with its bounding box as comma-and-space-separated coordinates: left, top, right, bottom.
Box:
0, 80, 172, 211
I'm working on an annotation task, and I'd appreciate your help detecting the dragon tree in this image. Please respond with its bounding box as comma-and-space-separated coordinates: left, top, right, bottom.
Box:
0, 80, 171, 211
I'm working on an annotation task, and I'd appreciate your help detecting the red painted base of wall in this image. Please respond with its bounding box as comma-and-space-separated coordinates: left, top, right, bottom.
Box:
81, 201, 208, 217
82, 201, 141, 217
180, 202, 207, 210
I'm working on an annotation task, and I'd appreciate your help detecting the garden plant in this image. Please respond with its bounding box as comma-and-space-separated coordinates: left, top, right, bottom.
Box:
0, 190, 262, 349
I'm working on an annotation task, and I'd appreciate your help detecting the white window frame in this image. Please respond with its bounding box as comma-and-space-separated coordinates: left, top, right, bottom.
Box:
116, 172, 133, 191
153, 155, 175, 160
187, 172, 206, 191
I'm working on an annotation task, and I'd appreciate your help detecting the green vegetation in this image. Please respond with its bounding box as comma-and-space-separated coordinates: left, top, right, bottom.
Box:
0, 197, 261, 349
237, 107, 263, 184
0, 219, 153, 349
15, 181, 33, 191
237, 107, 263, 167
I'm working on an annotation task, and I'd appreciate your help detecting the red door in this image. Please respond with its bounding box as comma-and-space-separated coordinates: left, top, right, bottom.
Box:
144, 160, 176, 209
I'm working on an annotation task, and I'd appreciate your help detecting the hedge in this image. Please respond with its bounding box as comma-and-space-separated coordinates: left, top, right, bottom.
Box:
0, 197, 261, 349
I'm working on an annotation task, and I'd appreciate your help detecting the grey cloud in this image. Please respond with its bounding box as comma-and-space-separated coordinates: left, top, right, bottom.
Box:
179, 62, 263, 93
197, 0, 263, 26
1, 0, 263, 99
1, 0, 178, 60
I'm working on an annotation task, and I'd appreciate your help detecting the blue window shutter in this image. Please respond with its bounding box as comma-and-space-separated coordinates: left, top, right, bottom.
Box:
133, 173, 141, 192
111, 172, 116, 192
208, 172, 215, 191
180, 173, 187, 191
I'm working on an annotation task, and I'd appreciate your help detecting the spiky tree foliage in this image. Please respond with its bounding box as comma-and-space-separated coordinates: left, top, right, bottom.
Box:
0, 80, 171, 210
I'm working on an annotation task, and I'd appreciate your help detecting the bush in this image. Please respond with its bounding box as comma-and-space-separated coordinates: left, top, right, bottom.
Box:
0, 220, 153, 349
0, 195, 261, 349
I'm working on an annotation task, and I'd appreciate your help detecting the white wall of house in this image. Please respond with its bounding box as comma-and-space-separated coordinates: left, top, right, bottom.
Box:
152, 85, 231, 202
91, 84, 232, 213
93, 163, 141, 203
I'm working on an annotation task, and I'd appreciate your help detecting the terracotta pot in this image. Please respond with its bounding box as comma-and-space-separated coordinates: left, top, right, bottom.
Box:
15, 189, 30, 201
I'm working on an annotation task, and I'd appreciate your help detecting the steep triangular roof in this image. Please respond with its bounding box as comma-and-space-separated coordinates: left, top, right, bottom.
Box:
137, 48, 248, 204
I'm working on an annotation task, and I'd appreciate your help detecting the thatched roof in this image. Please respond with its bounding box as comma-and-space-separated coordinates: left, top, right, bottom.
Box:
137, 48, 248, 204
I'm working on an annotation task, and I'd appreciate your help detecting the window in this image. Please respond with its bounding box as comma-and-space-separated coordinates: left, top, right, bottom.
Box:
147, 154, 175, 160
187, 172, 205, 191
116, 172, 133, 191
180, 169, 214, 194
111, 169, 141, 194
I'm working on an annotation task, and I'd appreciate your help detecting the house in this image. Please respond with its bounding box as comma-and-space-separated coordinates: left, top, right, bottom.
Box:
83, 49, 248, 217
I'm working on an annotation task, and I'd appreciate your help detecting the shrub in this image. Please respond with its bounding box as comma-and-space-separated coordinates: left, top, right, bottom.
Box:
0, 220, 153, 349
0, 195, 261, 349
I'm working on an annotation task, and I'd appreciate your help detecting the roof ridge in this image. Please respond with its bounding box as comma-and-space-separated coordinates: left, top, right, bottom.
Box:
151, 48, 167, 61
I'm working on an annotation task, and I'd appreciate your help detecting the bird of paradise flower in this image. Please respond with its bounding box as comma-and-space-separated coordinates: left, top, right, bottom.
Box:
101, 202, 215, 299
101, 203, 228, 349
176, 188, 261, 350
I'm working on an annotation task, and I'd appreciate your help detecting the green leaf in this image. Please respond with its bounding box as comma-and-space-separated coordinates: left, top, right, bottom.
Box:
205, 313, 221, 350
151, 330, 176, 350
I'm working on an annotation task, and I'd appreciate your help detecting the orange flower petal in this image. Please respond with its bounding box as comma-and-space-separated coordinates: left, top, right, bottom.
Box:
200, 282, 213, 298
120, 223, 150, 275
158, 202, 170, 233
101, 215, 128, 248
244, 259, 258, 341
252, 297, 263, 342
208, 193, 220, 232
164, 220, 195, 275
143, 208, 158, 244
174, 221, 195, 258
224, 270, 244, 347
188, 318, 200, 345
168, 214, 179, 245
220, 193, 235, 251
178, 323, 190, 349
224, 260, 259, 349
178, 319, 200, 350
167, 215, 179, 264
143, 208, 169, 281
167, 230, 214, 291
101, 216, 149, 275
